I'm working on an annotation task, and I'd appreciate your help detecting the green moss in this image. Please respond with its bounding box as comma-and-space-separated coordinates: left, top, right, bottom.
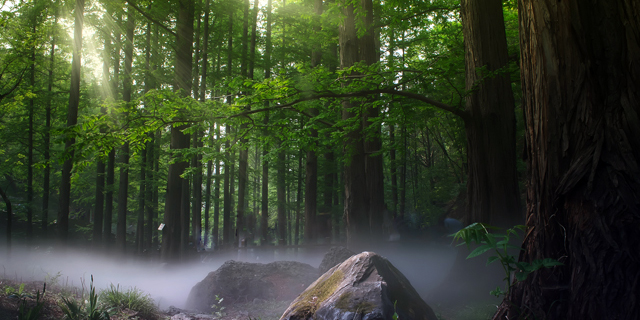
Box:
335, 292, 352, 310
335, 291, 375, 314
290, 270, 344, 316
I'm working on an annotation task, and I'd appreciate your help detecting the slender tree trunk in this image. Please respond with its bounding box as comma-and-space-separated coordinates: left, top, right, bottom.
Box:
192, 1, 201, 99
389, 124, 397, 214
104, 149, 115, 245
192, 131, 203, 249
58, 0, 84, 242
143, 17, 154, 252
494, 1, 640, 319
137, 147, 146, 254
303, 0, 321, 245
42, 13, 57, 235
296, 150, 303, 245
236, 0, 251, 244
399, 123, 406, 218
104, 12, 120, 248
223, 124, 231, 247
145, 135, 154, 252
204, 143, 213, 249
276, 142, 286, 246
26, 9, 37, 240
117, 7, 135, 253
152, 129, 160, 249
260, 0, 273, 246
201, 0, 212, 247
213, 124, 221, 249
1, 186, 11, 250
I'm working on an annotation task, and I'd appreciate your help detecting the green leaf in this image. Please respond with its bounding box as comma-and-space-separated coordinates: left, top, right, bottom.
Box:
467, 244, 494, 259
486, 255, 500, 265
514, 271, 529, 282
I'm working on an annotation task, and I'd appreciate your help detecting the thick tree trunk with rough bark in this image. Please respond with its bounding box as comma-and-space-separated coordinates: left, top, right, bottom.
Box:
493, 1, 640, 319
339, 0, 380, 249
461, 0, 521, 227
162, 0, 194, 261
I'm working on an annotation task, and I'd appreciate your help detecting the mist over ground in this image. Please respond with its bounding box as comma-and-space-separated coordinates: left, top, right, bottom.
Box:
0, 241, 501, 311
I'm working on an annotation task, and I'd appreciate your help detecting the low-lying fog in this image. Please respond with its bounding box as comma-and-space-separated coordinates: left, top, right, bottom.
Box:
0, 241, 498, 310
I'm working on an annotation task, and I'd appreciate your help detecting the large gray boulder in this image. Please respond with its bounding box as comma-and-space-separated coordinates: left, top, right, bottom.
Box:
280, 252, 438, 320
186, 260, 318, 312
318, 246, 355, 275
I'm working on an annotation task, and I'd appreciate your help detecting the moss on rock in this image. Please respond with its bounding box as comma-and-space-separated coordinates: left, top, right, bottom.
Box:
289, 270, 344, 317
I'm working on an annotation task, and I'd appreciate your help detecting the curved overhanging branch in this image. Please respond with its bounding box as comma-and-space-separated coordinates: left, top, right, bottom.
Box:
125, 0, 176, 37
232, 88, 470, 124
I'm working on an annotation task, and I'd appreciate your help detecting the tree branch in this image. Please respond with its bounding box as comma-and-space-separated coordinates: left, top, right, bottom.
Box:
232, 87, 469, 125
125, 0, 176, 37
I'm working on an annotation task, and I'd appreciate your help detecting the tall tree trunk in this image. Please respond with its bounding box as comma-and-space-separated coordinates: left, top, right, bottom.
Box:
339, 0, 371, 249
104, 149, 115, 245
117, 7, 135, 253
143, 17, 154, 252
26, 8, 37, 241
399, 123, 406, 218
201, 0, 212, 248
296, 150, 303, 245
192, 131, 203, 249
461, 0, 521, 227
42, 13, 57, 235
204, 140, 213, 249
223, 124, 232, 247
58, 0, 84, 242
1, 186, 11, 250
192, 1, 201, 99
389, 124, 397, 214
360, 0, 383, 242
104, 12, 120, 248
494, 1, 640, 319
162, 0, 195, 261
260, 0, 273, 246
152, 129, 160, 249
136, 146, 146, 253
276, 142, 286, 246
145, 135, 154, 252
222, 2, 234, 248
213, 124, 221, 249
236, 0, 252, 246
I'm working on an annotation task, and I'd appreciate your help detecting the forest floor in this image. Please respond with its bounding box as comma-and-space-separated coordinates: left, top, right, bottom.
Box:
0, 275, 293, 320
0, 275, 497, 320
0, 274, 496, 320
0, 279, 290, 320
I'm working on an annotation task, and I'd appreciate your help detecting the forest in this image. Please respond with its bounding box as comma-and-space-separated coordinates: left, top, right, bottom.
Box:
1, 0, 639, 318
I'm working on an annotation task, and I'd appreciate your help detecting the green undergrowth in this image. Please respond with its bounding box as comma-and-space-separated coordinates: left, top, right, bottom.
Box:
1, 275, 160, 320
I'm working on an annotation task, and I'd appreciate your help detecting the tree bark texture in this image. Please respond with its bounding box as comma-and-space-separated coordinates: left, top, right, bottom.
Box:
460, 0, 521, 227
162, 0, 194, 261
58, 0, 84, 242
339, 0, 380, 249
494, 1, 640, 319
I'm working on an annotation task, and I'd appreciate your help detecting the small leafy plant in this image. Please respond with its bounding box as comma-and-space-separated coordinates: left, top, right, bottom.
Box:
211, 294, 226, 319
99, 283, 156, 316
452, 223, 562, 297
18, 283, 46, 320
60, 276, 110, 320
6, 283, 29, 298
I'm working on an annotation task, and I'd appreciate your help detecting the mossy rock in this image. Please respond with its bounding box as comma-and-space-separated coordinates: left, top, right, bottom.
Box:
280, 252, 438, 320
